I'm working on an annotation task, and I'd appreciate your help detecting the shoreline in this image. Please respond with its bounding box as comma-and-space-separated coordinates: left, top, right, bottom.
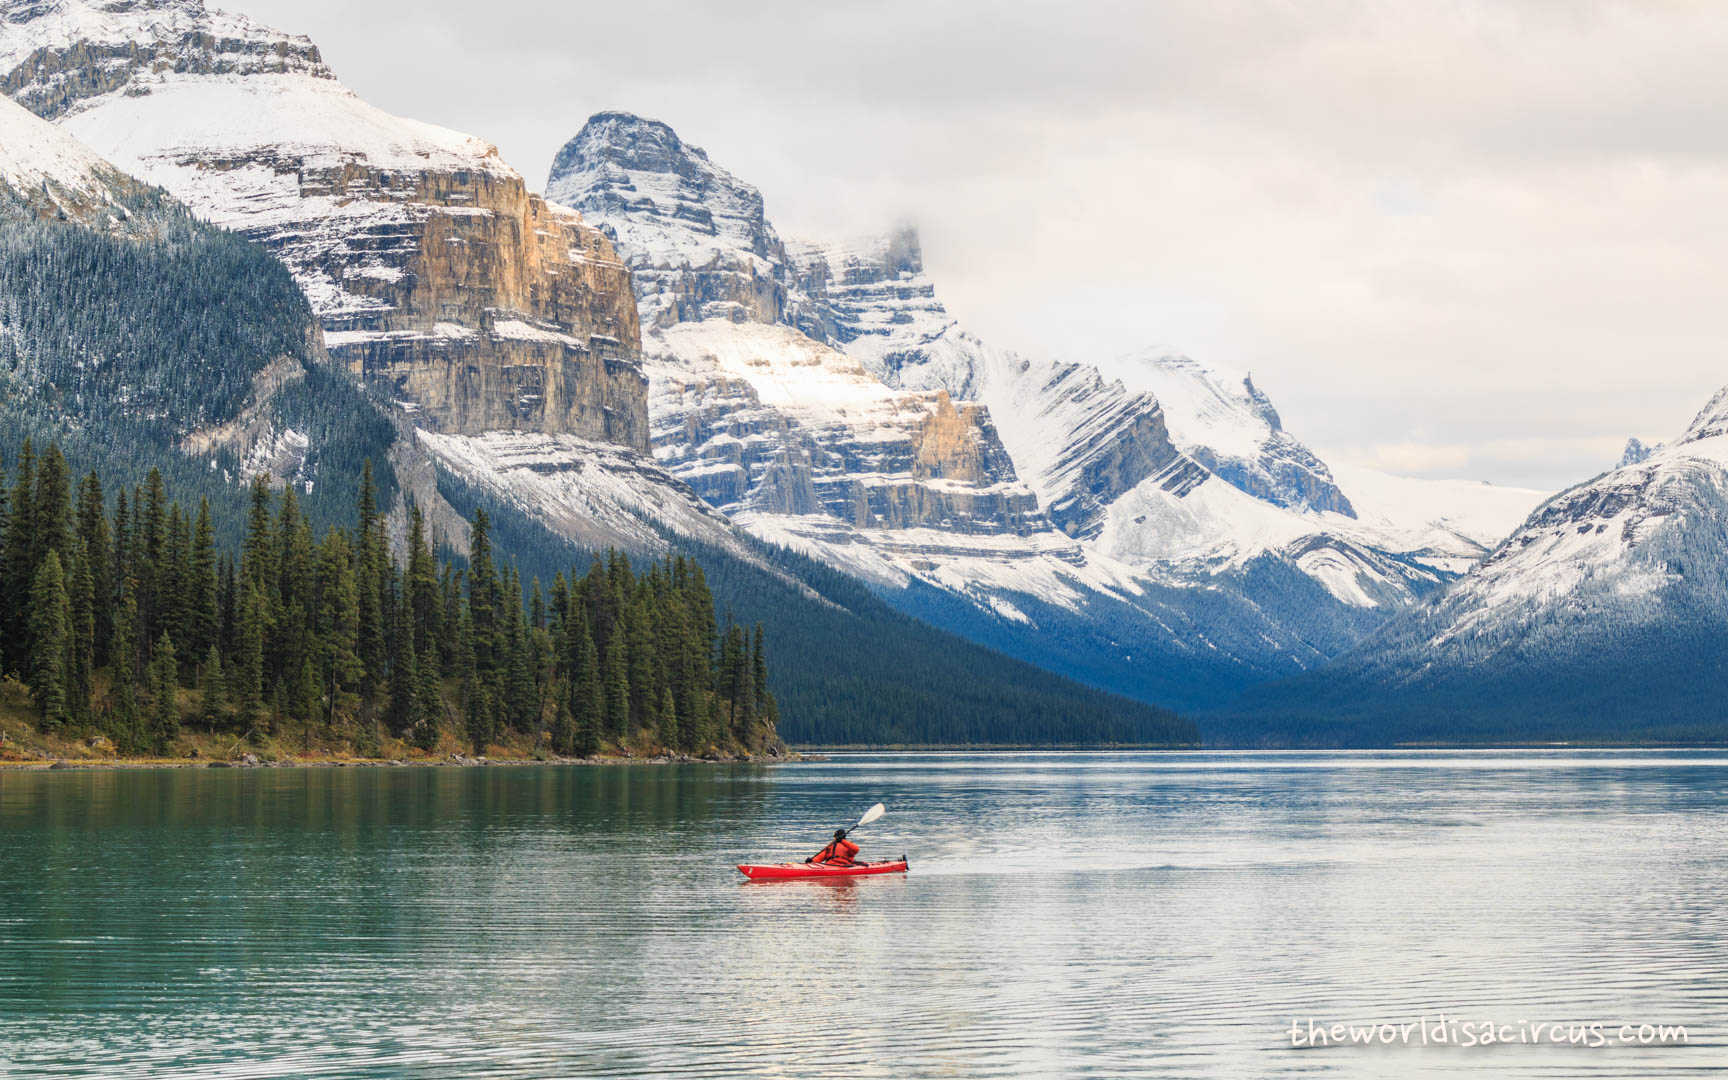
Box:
1, 749, 802, 772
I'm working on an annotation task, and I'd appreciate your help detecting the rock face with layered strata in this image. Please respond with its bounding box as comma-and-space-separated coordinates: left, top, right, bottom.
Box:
647, 322, 1045, 536
1, 0, 647, 449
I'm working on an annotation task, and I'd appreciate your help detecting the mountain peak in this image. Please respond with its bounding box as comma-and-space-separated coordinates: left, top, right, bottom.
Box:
2, 0, 332, 121
1680, 383, 1728, 446
547, 111, 788, 327
1119, 350, 1356, 517
1616, 436, 1663, 469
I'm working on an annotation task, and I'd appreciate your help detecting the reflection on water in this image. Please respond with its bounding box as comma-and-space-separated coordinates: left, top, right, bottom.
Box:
1, 751, 1724, 1078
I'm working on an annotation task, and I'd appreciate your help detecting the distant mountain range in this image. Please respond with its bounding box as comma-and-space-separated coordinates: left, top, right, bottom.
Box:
546, 110, 1546, 711
7, 0, 1720, 745
1226, 385, 1728, 744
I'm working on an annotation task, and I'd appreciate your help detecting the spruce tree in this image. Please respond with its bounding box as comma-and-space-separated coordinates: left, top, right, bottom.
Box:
503, 582, 536, 732
752, 624, 777, 733
110, 577, 142, 750
355, 461, 384, 695
627, 589, 658, 734
414, 632, 442, 750
604, 632, 630, 738
234, 584, 267, 732
28, 551, 71, 732
577, 623, 603, 752
318, 529, 363, 723
139, 469, 166, 644
148, 633, 179, 754
32, 444, 72, 572
201, 645, 227, 729
76, 472, 113, 665
463, 671, 491, 756
67, 543, 95, 722
4, 439, 37, 673
190, 499, 218, 661
468, 511, 499, 673
550, 699, 575, 757
386, 608, 417, 738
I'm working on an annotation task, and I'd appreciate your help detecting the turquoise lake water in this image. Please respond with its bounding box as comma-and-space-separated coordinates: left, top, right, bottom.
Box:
2, 751, 1725, 1077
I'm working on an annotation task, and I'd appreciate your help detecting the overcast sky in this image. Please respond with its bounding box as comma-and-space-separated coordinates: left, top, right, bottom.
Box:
242, 0, 1728, 489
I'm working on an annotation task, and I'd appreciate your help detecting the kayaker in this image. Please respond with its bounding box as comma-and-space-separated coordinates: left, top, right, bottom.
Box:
808, 828, 861, 867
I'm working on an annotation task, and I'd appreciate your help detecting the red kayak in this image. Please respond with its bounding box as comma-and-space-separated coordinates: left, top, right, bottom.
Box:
737, 858, 909, 881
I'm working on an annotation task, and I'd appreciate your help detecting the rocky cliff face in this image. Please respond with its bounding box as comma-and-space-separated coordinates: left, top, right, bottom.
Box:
647, 322, 1046, 536
547, 112, 791, 329
2, 0, 646, 450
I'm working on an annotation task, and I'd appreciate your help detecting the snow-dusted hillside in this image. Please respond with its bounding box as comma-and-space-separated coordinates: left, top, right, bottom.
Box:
1227, 387, 1728, 742
0, 93, 140, 221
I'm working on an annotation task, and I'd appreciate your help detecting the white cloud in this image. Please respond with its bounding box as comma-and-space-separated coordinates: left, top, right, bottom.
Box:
237, 0, 1728, 488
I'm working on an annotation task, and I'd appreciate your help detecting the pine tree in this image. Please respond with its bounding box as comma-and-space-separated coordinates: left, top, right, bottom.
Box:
234, 583, 267, 732
386, 602, 417, 738
201, 645, 227, 729
0, 443, 773, 759
76, 472, 113, 665
67, 542, 95, 722
463, 664, 491, 757
502, 575, 536, 732
550, 699, 575, 757
148, 633, 179, 754
32, 443, 72, 572
626, 589, 658, 734
355, 461, 384, 695
604, 631, 630, 738
3, 438, 36, 673
752, 623, 777, 734
468, 510, 499, 673
576, 621, 603, 752
189, 499, 218, 661
406, 504, 441, 661
318, 529, 363, 724
139, 469, 167, 644
28, 551, 71, 732
109, 576, 142, 751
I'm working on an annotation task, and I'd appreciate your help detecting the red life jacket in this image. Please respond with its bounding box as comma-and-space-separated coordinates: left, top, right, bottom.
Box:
811, 837, 860, 866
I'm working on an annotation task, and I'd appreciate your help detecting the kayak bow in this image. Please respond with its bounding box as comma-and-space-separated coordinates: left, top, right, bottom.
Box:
737, 858, 909, 881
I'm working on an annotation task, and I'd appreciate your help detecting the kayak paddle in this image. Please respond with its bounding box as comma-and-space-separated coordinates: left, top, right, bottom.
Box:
843, 802, 886, 837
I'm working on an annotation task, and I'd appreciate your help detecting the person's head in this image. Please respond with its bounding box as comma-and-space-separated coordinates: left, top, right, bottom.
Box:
834, 829, 847, 841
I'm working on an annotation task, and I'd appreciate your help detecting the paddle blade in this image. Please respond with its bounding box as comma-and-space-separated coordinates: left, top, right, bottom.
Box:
857, 803, 886, 828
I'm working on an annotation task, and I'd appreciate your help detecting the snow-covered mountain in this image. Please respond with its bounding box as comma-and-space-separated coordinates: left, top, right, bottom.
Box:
548, 111, 1551, 708
1105, 351, 1355, 516
1617, 437, 1663, 469
1229, 386, 1728, 742
0, 0, 749, 556
0, 91, 137, 220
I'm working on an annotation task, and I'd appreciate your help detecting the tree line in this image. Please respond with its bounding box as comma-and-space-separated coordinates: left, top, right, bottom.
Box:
3, 441, 778, 758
